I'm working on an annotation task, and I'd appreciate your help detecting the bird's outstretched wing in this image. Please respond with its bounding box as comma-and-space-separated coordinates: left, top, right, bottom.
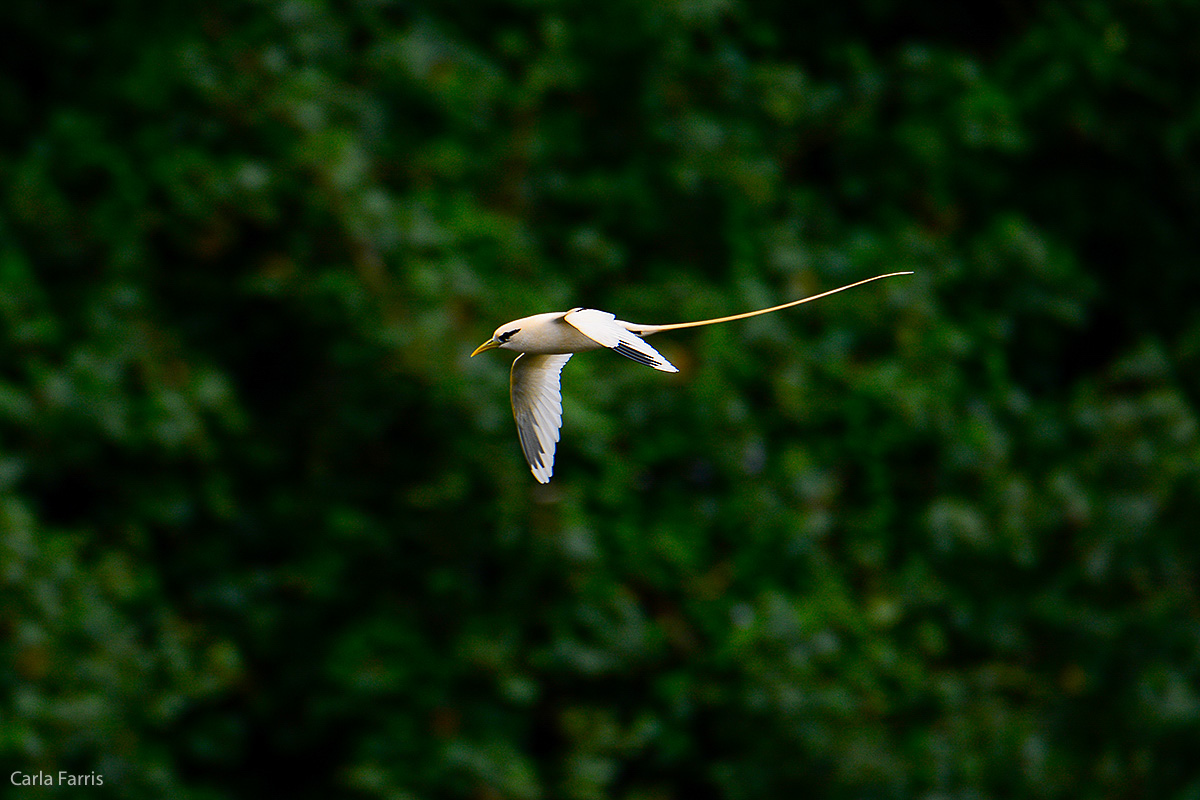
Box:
564, 309, 679, 373
510, 353, 573, 483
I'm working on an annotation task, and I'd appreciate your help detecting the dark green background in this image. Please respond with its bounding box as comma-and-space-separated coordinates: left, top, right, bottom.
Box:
3, 1, 1198, 797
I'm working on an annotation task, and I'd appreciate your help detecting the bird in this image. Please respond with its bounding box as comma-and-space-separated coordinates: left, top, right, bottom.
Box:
471, 271, 913, 482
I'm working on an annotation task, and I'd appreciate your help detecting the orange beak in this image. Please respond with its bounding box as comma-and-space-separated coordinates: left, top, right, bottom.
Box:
470, 338, 500, 357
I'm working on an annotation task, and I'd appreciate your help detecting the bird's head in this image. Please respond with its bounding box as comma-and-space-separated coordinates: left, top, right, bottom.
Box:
471, 312, 567, 356
471, 323, 522, 356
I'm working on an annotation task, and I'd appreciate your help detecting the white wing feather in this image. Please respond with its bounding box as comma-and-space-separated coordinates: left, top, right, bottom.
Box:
510, 353, 573, 483
564, 309, 679, 373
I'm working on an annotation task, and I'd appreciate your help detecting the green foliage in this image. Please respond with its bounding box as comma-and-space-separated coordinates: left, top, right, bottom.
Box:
2, 1, 1199, 797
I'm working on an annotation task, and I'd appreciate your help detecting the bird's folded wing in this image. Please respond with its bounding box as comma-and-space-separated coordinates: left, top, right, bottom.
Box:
563, 309, 679, 373
510, 353, 573, 483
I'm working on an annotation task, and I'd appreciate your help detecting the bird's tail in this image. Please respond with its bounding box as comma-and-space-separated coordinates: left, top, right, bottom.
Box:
623, 271, 913, 336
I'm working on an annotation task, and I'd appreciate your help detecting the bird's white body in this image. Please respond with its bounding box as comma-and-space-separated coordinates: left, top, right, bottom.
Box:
492, 312, 608, 354
472, 272, 912, 482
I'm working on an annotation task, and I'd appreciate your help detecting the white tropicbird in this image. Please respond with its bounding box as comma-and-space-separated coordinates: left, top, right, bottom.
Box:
472, 272, 912, 482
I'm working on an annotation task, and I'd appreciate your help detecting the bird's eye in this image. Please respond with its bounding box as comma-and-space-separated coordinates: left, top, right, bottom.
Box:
497, 328, 519, 343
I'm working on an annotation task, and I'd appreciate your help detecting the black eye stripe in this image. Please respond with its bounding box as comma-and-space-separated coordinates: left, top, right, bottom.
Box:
498, 328, 520, 342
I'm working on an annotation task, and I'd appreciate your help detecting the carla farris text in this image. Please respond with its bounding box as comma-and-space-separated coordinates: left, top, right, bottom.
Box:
12, 772, 104, 787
